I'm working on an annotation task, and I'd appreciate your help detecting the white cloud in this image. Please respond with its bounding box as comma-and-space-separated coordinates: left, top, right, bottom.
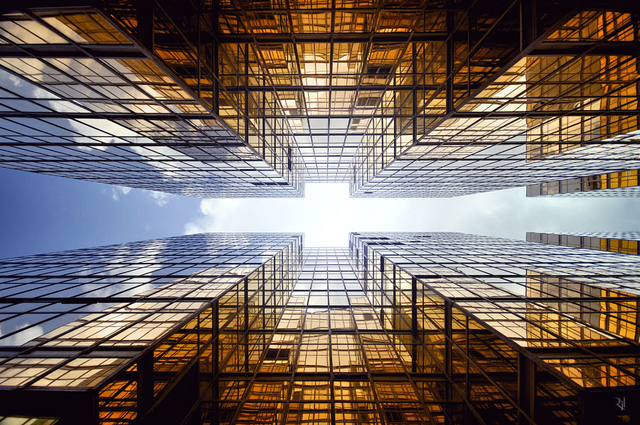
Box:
0, 323, 45, 346
184, 183, 640, 246
148, 191, 175, 207
108, 185, 175, 207
111, 186, 133, 201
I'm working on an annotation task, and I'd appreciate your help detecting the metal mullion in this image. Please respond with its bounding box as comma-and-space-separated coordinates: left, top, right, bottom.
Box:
278, 253, 310, 425
11, 260, 271, 387
525, 58, 640, 128
346, 0, 384, 135
358, 3, 462, 141
219, 7, 453, 14
0, 299, 151, 365
0, 42, 105, 106
457, 296, 640, 403
347, 246, 429, 423
23, 10, 191, 114
369, 300, 439, 425
358, 30, 421, 175
325, 0, 336, 180
526, 292, 640, 348
349, 294, 386, 423
7, 11, 267, 172
415, 3, 577, 144
454, 287, 640, 384
515, 25, 640, 113
281, 0, 315, 179
353, 0, 443, 185
230, 0, 310, 180
16, 306, 164, 388
380, 264, 514, 424
327, 285, 336, 425
225, 84, 421, 91
225, 327, 281, 424
217, 32, 452, 44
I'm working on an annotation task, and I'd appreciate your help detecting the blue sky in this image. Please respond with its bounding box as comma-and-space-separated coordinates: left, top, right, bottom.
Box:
0, 167, 200, 257
2, 166, 640, 258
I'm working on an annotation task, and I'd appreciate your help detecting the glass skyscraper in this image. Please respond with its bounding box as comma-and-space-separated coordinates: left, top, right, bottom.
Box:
2, 0, 640, 424
526, 170, 640, 198
0, 1, 639, 198
1, 232, 639, 425
527, 231, 640, 255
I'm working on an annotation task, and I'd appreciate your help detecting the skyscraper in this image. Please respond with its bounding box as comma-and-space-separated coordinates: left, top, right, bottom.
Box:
0, 3, 304, 198
1, 1, 639, 198
0, 232, 303, 424
526, 169, 640, 197
527, 231, 640, 254
1, 232, 639, 424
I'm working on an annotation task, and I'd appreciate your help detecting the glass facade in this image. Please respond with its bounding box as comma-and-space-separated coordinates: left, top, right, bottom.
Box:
350, 7, 640, 197
0, 233, 303, 424
1, 1, 639, 198
527, 231, 640, 255
2, 232, 640, 424
351, 232, 640, 424
0, 5, 303, 197
527, 169, 640, 197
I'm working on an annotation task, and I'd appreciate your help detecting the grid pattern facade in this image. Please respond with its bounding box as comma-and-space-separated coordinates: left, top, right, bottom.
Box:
0, 5, 303, 197
0, 233, 303, 424
2, 232, 640, 424
351, 232, 640, 424
527, 169, 640, 197
216, 247, 439, 424
350, 8, 640, 197
527, 231, 640, 255
1, 1, 640, 198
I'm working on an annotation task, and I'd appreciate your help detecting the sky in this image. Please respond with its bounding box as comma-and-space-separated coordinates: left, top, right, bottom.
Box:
2, 166, 640, 258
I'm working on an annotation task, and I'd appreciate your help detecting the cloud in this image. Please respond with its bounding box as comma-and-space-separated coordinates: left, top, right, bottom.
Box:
148, 191, 175, 207
185, 198, 243, 234
111, 186, 133, 201
183, 183, 640, 246
0, 323, 45, 346
108, 185, 175, 207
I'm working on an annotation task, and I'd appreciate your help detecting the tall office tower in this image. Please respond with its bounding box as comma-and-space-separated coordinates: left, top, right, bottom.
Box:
527, 169, 640, 197
350, 4, 640, 197
1, 1, 640, 199
527, 231, 640, 254
0, 3, 303, 198
351, 232, 640, 424
0, 232, 303, 424
2, 232, 640, 424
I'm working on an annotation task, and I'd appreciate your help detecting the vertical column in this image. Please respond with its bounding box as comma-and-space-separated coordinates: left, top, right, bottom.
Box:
380, 255, 385, 299
212, 299, 220, 425
211, 0, 220, 115
444, 300, 453, 423
196, 1, 202, 97
412, 42, 418, 146
244, 44, 250, 145
446, 9, 454, 113
363, 245, 369, 294
137, 0, 155, 52
262, 266, 267, 328
411, 276, 418, 373
138, 352, 154, 417
520, 0, 537, 51
518, 353, 535, 424
244, 276, 250, 372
